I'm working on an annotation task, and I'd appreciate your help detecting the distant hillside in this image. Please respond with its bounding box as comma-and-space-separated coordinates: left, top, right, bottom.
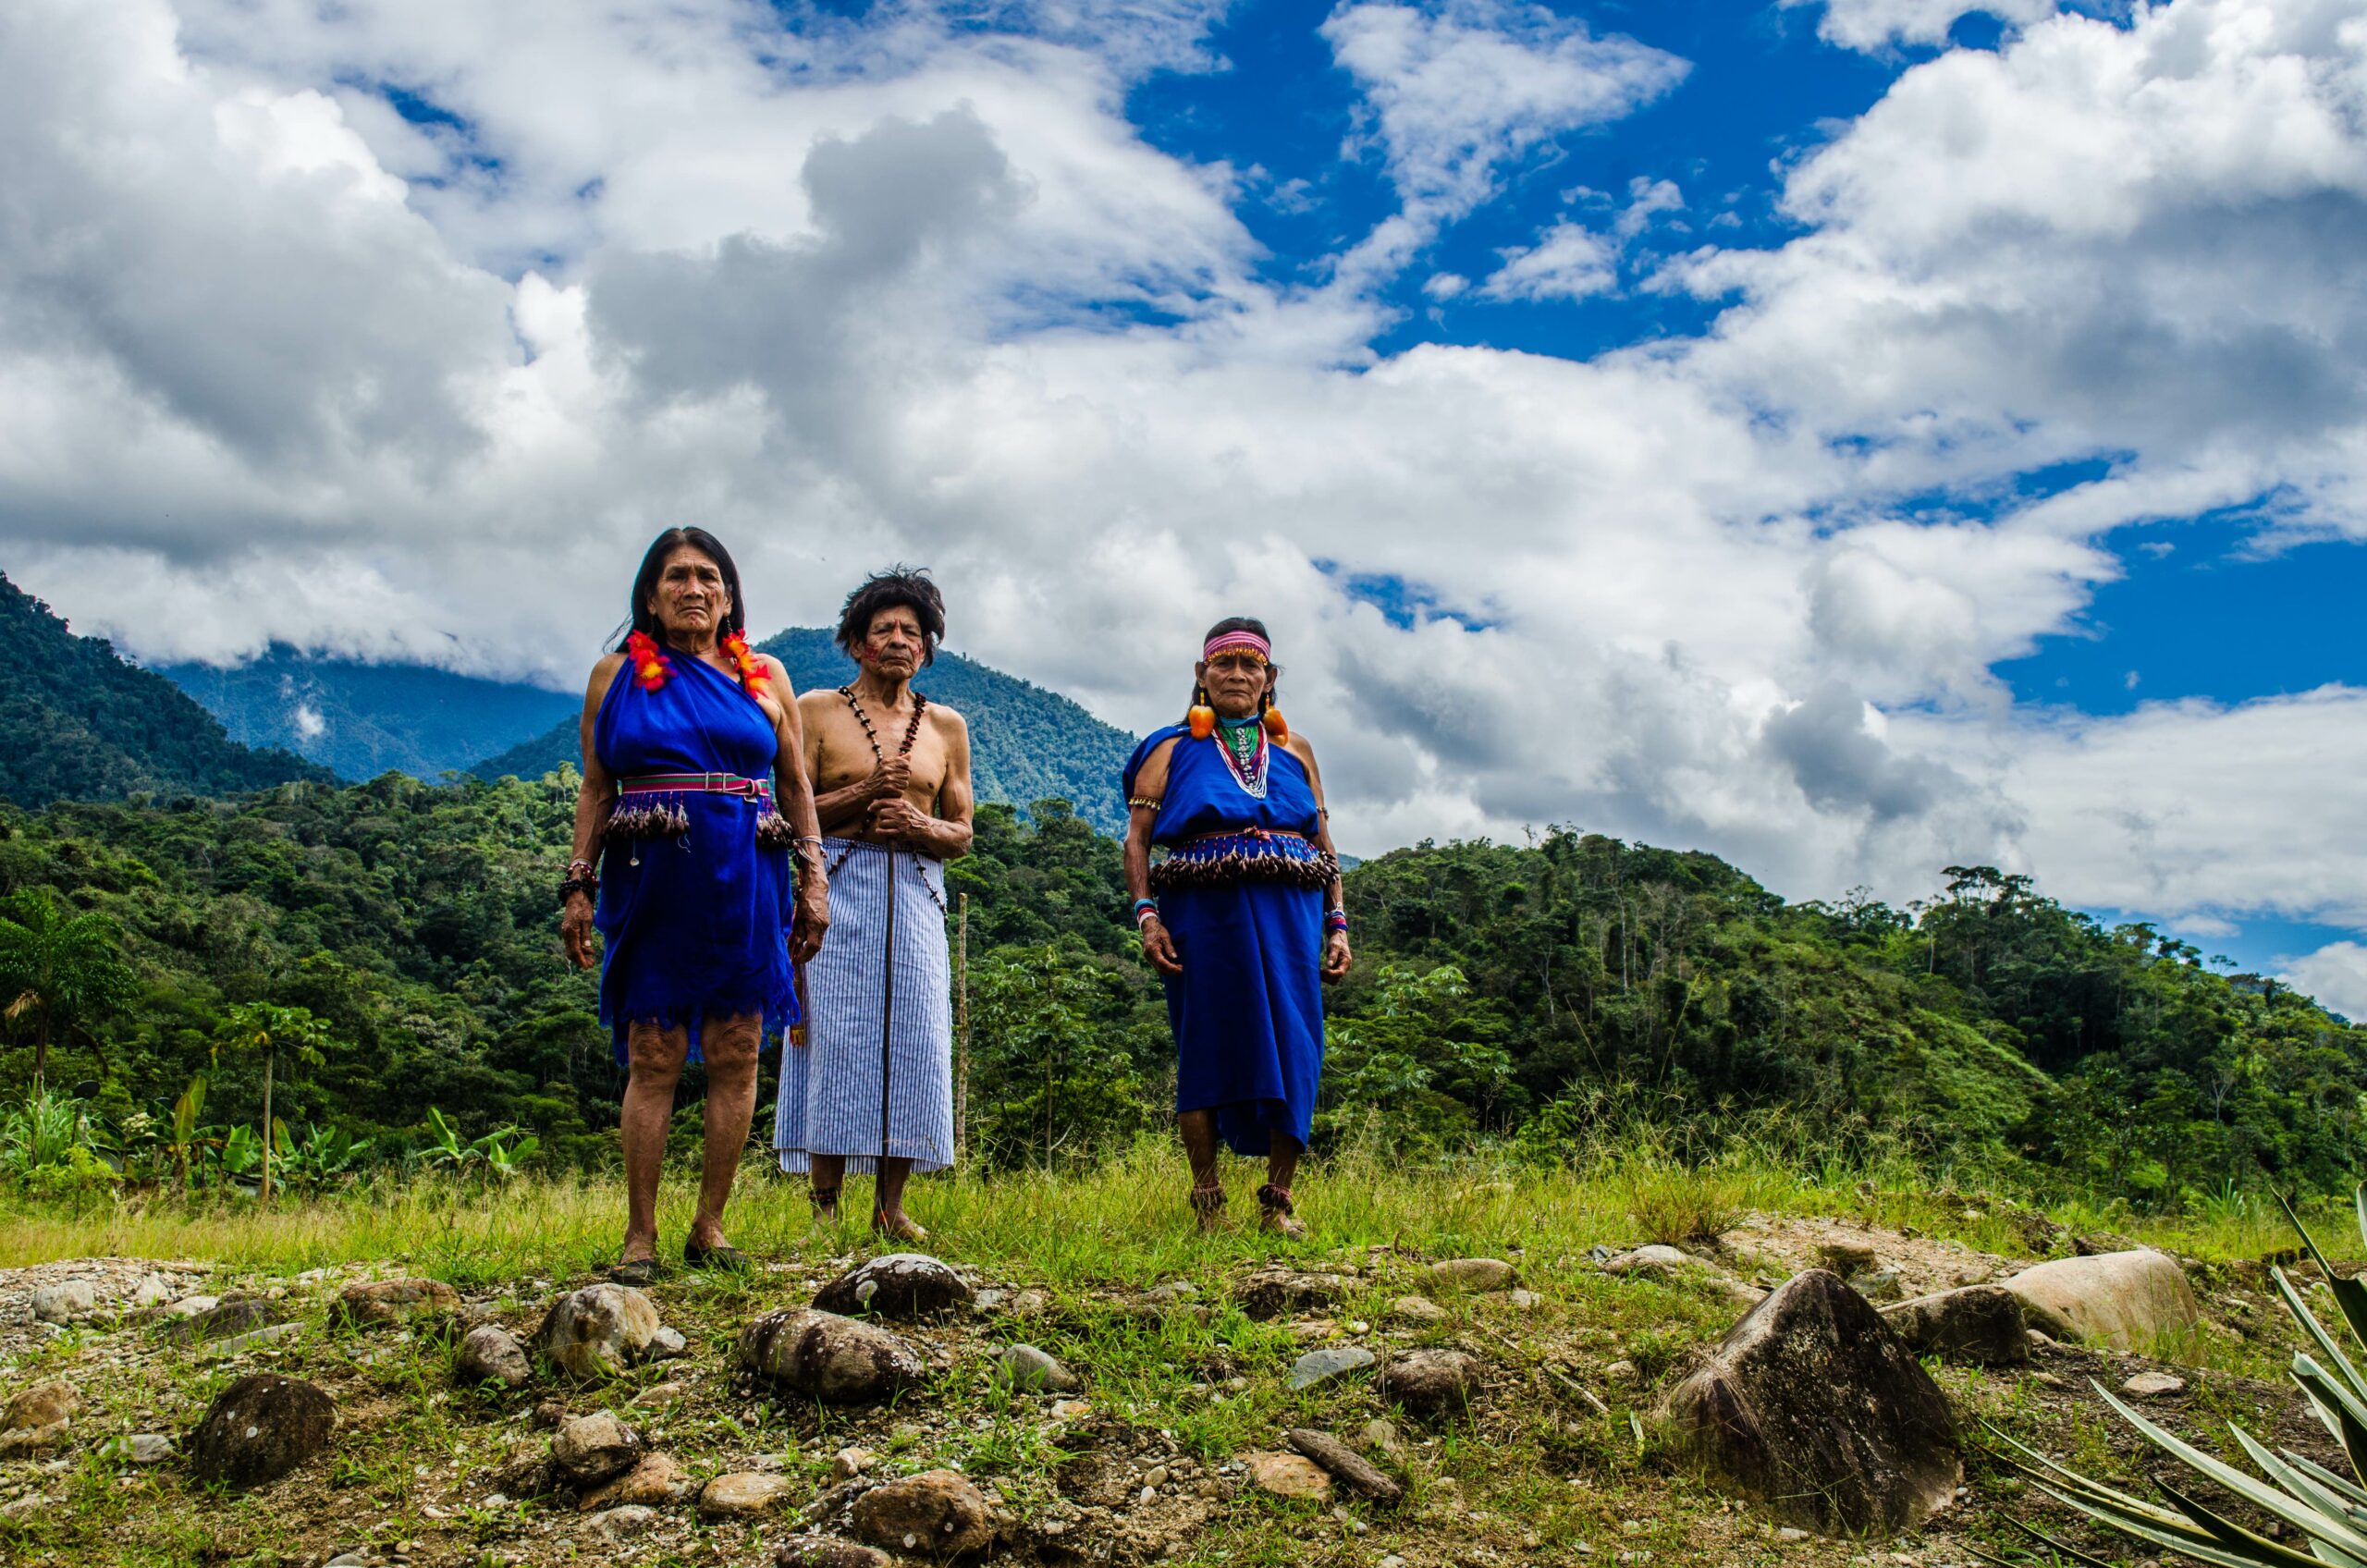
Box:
159, 649, 576, 782
473, 628, 1140, 833
0, 573, 333, 808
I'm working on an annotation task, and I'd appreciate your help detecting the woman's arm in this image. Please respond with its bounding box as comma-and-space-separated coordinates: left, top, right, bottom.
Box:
1124, 739, 1182, 974
762, 656, 829, 962
1288, 735, 1353, 983
561, 655, 626, 971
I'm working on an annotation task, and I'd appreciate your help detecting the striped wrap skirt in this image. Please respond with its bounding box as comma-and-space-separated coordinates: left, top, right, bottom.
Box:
773, 838, 956, 1175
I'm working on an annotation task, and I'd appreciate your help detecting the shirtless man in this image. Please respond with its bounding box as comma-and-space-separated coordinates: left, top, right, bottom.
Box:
773, 568, 974, 1239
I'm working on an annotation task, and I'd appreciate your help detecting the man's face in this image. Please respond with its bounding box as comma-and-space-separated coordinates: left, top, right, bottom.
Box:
650, 546, 728, 638
862, 606, 926, 678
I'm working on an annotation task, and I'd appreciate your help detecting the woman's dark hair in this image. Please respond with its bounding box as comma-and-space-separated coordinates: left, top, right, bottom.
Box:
836, 566, 945, 667
1189, 616, 1279, 711
620, 527, 747, 647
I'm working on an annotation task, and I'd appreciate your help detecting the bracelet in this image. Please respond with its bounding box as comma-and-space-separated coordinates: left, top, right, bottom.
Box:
559, 874, 600, 904
1325, 907, 1348, 932
1127, 796, 1160, 812
1132, 898, 1159, 926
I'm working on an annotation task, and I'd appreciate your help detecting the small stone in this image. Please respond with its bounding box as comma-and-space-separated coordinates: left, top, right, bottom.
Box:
2121, 1370, 2188, 1398
531, 1399, 568, 1427
1244, 1451, 1331, 1501
129, 1274, 174, 1310
1376, 1349, 1481, 1420
206, 1320, 304, 1357
1050, 1400, 1091, 1421
1600, 1246, 1701, 1278
1010, 1290, 1050, 1317
188, 1373, 336, 1489
775, 1537, 893, 1568
537, 1284, 664, 1380
456, 1326, 533, 1390
1604, 1360, 1641, 1384
850, 1468, 993, 1555
580, 1452, 681, 1511
1286, 1427, 1404, 1504
592, 1504, 657, 1542
1389, 1295, 1448, 1325
647, 1326, 689, 1360
995, 1343, 1082, 1393
1358, 1419, 1408, 1464
1817, 1243, 1880, 1278
1506, 1289, 1541, 1310
832, 1446, 874, 1480
1380, 1557, 1409, 1568
1236, 1269, 1359, 1320
160, 1294, 282, 1346
630, 1380, 686, 1406
1427, 1258, 1518, 1292
163, 1293, 220, 1319
701, 1471, 795, 1520
550, 1412, 642, 1486
324, 1553, 373, 1567
31, 1280, 98, 1323
1144, 1465, 1170, 1488
1289, 1346, 1377, 1390
1776, 1527, 1809, 1542
3, 1382, 80, 1432
1138, 1282, 1200, 1305
126, 1433, 173, 1464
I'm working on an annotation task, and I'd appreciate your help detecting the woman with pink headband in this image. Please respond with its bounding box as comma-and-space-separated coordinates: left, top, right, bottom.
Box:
1120, 617, 1353, 1236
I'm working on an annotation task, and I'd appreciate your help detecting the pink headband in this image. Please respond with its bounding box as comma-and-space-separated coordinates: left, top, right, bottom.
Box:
1203, 630, 1271, 662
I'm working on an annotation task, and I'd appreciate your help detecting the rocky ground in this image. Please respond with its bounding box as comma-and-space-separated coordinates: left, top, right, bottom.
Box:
0, 1207, 2340, 1568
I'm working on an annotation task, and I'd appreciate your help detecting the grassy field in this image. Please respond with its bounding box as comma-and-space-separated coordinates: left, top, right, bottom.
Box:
1, 1141, 2360, 1568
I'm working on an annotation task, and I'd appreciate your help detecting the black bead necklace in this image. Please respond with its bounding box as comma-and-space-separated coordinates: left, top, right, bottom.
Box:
841, 684, 927, 763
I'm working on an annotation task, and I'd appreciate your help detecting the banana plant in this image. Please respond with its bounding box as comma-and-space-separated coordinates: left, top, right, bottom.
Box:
1983, 1189, 2367, 1567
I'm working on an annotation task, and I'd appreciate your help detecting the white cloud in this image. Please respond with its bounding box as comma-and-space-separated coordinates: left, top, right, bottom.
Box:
2281, 941, 2367, 1021
1479, 220, 1616, 300
1, 0, 2366, 960
1790, 0, 2061, 52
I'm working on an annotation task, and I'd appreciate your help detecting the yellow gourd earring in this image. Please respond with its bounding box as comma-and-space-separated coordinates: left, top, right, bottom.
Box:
1259, 692, 1288, 744
1187, 685, 1216, 741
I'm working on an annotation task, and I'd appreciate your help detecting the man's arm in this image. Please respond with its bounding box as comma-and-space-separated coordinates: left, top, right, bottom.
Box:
803, 693, 906, 835
868, 708, 975, 859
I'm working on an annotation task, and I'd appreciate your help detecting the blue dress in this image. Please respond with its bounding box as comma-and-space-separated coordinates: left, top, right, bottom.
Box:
594, 653, 800, 1064
1122, 723, 1328, 1156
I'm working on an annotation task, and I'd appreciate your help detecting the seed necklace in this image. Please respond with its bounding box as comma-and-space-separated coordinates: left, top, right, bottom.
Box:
841, 685, 927, 764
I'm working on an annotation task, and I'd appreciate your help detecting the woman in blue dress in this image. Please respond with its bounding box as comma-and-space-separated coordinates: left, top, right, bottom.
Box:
1122, 619, 1353, 1236
559, 528, 830, 1280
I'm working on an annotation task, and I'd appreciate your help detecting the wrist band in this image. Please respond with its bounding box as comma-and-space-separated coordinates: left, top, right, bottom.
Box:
1133, 898, 1159, 926
1325, 907, 1348, 932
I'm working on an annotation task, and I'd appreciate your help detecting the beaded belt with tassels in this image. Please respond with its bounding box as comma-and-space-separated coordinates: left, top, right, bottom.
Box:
1148, 827, 1339, 893
607, 772, 796, 851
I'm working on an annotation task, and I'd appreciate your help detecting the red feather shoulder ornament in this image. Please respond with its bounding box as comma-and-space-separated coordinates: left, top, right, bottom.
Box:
625, 631, 671, 692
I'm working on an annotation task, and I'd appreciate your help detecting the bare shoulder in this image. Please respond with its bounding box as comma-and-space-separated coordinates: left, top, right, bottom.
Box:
585, 652, 627, 700
1133, 733, 1182, 795
797, 686, 843, 720
1283, 730, 1319, 772
758, 653, 796, 695
926, 701, 968, 740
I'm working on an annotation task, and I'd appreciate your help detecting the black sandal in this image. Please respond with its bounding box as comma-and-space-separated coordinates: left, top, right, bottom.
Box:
607, 1256, 660, 1287
683, 1237, 751, 1272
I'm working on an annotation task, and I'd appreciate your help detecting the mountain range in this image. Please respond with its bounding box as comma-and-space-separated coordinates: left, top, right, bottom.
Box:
0, 574, 333, 807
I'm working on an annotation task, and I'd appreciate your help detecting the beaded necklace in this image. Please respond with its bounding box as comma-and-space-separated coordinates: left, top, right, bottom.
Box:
1214, 713, 1269, 800
841, 684, 927, 764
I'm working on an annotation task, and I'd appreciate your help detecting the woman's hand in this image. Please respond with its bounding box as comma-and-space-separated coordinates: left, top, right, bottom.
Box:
1140, 914, 1183, 975
561, 891, 599, 970
791, 877, 830, 963
1321, 928, 1352, 983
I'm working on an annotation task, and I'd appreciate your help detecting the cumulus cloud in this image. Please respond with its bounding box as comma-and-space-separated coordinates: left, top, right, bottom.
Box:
2281, 941, 2367, 1022
2, 0, 2365, 959
1789, 0, 2062, 52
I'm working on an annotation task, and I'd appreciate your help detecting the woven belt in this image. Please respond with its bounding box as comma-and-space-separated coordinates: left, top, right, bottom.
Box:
618, 772, 770, 800
1179, 827, 1314, 849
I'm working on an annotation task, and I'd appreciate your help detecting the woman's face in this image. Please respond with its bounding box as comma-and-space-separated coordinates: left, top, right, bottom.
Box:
648, 545, 730, 643
1197, 647, 1275, 718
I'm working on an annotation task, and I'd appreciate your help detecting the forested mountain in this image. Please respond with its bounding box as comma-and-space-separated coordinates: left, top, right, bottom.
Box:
3, 766, 2361, 1207
0, 574, 333, 808
158, 650, 577, 783
475, 628, 1139, 833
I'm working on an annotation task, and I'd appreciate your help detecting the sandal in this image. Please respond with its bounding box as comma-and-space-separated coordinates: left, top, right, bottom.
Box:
1189, 1182, 1228, 1234
873, 1209, 929, 1243
1257, 1183, 1306, 1241
684, 1237, 751, 1272
607, 1256, 660, 1287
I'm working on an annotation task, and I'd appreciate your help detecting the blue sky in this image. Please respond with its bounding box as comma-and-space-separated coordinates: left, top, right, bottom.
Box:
5, 0, 2367, 1008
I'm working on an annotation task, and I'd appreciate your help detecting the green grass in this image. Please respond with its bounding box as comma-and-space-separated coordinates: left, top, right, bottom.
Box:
5, 1140, 2361, 1568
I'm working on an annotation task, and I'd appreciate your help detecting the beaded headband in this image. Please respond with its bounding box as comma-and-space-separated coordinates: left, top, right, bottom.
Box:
1203, 630, 1271, 663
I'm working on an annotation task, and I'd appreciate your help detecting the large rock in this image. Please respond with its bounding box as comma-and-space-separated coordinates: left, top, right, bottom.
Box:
537, 1284, 663, 1379
1288, 1347, 1375, 1390
160, 1294, 283, 1347
1661, 1269, 1958, 1535
2, 1382, 80, 1433
701, 1471, 795, 1520
1426, 1259, 1518, 1292
993, 1343, 1081, 1393
851, 1469, 993, 1556
2003, 1250, 2199, 1351
1375, 1349, 1480, 1421
813, 1255, 973, 1320
456, 1325, 534, 1390
333, 1278, 460, 1332
1244, 1451, 1331, 1501
550, 1412, 643, 1487
188, 1373, 336, 1489
738, 1309, 925, 1404
1235, 1269, 1359, 1320
1882, 1285, 2029, 1366
31, 1280, 97, 1323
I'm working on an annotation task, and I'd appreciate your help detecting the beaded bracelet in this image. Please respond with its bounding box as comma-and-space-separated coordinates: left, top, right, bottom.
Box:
1325, 907, 1349, 932
1133, 898, 1159, 926
559, 873, 600, 904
